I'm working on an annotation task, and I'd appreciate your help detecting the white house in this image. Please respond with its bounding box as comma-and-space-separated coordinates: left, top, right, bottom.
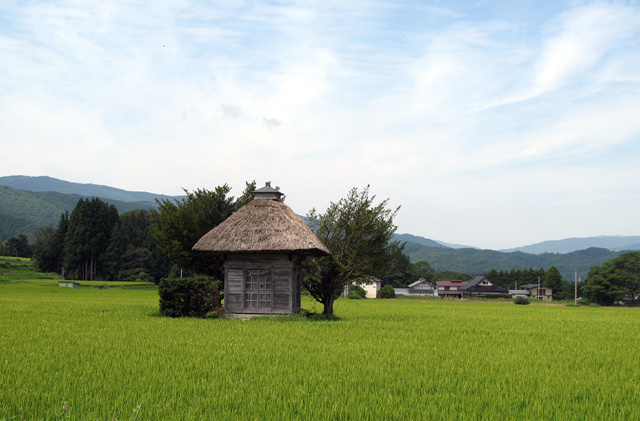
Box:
351, 276, 382, 298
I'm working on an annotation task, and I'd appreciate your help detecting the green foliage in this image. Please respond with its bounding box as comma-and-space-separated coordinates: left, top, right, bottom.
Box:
544, 265, 565, 299
383, 252, 413, 287
104, 210, 172, 283
348, 284, 367, 299
2, 234, 32, 258
347, 290, 363, 299
584, 251, 640, 305
158, 277, 222, 318
435, 270, 472, 282
150, 182, 255, 279
302, 186, 402, 313
64, 198, 119, 280
513, 297, 530, 305
379, 284, 396, 298
0, 185, 159, 242
412, 259, 436, 281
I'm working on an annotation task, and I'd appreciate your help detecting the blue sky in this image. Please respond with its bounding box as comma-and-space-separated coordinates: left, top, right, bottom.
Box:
1, 1, 639, 249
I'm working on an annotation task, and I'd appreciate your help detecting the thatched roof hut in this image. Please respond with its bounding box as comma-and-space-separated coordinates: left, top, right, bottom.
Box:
193, 182, 329, 318
192, 190, 329, 256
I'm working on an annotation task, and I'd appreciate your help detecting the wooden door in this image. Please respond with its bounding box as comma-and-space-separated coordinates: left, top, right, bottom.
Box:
245, 269, 272, 311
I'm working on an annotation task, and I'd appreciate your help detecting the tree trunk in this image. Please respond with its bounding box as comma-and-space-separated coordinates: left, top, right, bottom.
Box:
322, 290, 335, 314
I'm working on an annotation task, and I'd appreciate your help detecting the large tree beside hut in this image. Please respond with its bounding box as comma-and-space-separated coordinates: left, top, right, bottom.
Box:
303, 186, 403, 314
150, 182, 255, 279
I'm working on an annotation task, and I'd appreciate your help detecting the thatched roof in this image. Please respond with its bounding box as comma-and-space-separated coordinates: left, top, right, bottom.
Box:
192, 199, 330, 256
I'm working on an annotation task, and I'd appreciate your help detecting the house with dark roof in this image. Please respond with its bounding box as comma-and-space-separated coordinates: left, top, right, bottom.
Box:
458, 275, 509, 298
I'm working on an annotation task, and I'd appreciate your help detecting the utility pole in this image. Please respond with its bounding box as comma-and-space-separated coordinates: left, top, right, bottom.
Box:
538, 276, 541, 300
575, 269, 577, 306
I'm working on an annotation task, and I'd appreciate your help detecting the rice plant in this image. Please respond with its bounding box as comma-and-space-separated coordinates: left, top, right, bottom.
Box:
1, 283, 638, 420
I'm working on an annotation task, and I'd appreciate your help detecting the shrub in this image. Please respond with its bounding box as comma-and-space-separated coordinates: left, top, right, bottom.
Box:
379, 284, 396, 299
158, 277, 222, 318
513, 297, 530, 305
349, 284, 367, 299
347, 290, 363, 299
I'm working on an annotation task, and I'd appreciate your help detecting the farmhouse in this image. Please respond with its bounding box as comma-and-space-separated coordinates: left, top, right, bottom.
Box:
436, 280, 469, 298
352, 276, 382, 298
395, 278, 438, 297
519, 283, 553, 301
193, 182, 330, 318
458, 275, 509, 298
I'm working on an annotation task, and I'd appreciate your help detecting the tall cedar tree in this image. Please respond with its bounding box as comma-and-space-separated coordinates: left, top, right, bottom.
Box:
64, 198, 119, 280
303, 186, 403, 314
150, 182, 255, 279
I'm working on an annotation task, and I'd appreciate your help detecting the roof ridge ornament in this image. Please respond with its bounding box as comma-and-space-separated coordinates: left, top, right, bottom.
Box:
254, 181, 285, 201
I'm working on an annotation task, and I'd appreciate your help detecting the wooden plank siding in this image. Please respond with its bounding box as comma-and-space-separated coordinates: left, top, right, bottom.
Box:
223, 254, 303, 315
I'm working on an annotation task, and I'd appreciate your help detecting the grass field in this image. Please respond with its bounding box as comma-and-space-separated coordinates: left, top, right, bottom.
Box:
1, 280, 639, 420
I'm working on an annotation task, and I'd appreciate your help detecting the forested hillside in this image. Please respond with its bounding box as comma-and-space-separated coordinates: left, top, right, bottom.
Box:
0, 186, 156, 241
403, 242, 626, 281
0, 175, 181, 204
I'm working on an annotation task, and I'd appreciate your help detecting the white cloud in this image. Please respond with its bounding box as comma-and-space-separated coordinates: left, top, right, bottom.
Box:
535, 2, 640, 93
1, 0, 640, 249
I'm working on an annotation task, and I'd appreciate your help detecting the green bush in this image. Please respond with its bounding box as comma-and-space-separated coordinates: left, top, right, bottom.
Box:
379, 284, 396, 299
158, 277, 222, 318
513, 297, 530, 305
347, 290, 363, 299
349, 284, 367, 299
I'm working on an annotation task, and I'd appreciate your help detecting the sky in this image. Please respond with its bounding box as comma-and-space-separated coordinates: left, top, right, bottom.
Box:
1, 0, 640, 250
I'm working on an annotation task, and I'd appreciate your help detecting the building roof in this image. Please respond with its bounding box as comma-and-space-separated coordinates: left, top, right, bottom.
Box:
509, 290, 530, 295
408, 278, 436, 288
436, 280, 468, 287
520, 283, 551, 289
459, 275, 508, 292
193, 198, 330, 256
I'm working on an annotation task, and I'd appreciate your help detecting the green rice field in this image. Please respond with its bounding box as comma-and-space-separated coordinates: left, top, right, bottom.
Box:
1, 280, 639, 420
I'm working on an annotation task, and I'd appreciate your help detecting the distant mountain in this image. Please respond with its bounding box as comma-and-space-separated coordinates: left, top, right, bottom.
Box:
0, 175, 182, 205
393, 233, 448, 248
403, 242, 624, 282
500, 236, 640, 254
0, 185, 158, 241
431, 239, 478, 249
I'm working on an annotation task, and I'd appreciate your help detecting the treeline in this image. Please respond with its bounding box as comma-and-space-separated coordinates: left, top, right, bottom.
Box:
2, 197, 173, 283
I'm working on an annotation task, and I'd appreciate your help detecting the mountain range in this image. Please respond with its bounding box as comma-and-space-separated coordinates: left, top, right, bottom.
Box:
1, 175, 638, 280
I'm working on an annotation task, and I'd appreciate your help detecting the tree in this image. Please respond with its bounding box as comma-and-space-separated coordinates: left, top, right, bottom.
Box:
150, 182, 255, 279
383, 253, 413, 288
584, 252, 640, 305
544, 265, 565, 300
302, 186, 403, 314
32, 227, 58, 272
379, 284, 396, 298
412, 259, 436, 283
64, 198, 119, 280
5, 234, 32, 258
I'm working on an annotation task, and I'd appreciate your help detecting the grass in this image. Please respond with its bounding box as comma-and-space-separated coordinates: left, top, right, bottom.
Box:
1, 282, 639, 420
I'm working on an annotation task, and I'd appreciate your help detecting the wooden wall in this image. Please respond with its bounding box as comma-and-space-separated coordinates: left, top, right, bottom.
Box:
223, 254, 303, 315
